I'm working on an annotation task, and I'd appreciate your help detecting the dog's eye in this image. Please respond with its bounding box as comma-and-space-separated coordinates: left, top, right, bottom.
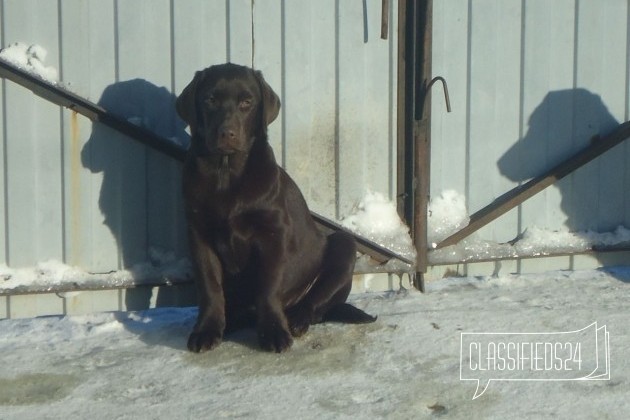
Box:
240, 99, 252, 110
206, 95, 217, 106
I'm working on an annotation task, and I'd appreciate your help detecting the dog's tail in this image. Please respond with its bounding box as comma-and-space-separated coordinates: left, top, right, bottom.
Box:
322, 303, 377, 324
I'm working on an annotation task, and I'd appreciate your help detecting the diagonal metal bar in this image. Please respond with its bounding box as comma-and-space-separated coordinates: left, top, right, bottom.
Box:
435, 121, 630, 249
0, 59, 414, 267
311, 214, 414, 265
0, 60, 187, 161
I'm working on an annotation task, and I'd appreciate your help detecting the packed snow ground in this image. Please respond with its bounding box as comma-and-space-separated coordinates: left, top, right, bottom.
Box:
1, 267, 628, 419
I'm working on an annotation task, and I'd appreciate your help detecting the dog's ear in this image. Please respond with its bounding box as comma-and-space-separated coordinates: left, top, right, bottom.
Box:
254, 70, 281, 126
176, 70, 204, 127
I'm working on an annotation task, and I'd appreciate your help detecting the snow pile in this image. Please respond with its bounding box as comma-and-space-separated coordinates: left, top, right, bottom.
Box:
0, 248, 192, 294
515, 226, 591, 253
0, 260, 85, 287
0, 268, 628, 418
512, 225, 630, 257
428, 190, 630, 264
431, 224, 630, 264
0, 190, 422, 292
340, 191, 417, 269
428, 189, 470, 246
0, 42, 59, 84
587, 225, 630, 247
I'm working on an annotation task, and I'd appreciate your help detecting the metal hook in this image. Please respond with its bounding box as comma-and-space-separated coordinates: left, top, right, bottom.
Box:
426, 76, 452, 113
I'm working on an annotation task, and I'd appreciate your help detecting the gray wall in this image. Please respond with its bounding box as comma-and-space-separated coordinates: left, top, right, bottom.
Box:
4, 0, 630, 316
0, 0, 399, 317
427, 0, 630, 279
0, 0, 399, 271
431, 0, 630, 244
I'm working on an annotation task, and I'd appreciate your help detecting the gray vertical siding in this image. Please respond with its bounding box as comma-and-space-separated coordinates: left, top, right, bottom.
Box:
431, 0, 630, 247
0, 0, 398, 280
7, 0, 630, 318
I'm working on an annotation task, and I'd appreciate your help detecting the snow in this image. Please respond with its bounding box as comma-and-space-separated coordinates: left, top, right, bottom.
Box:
1, 267, 628, 418
430, 225, 630, 265
428, 189, 470, 246
0, 42, 59, 84
0, 37, 625, 417
0, 52, 626, 414
0, 248, 192, 294
2, 192, 418, 293
427, 190, 630, 264
5, 189, 630, 292
341, 191, 417, 271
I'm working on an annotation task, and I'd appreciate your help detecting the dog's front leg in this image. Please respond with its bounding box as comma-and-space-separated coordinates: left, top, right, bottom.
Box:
188, 228, 226, 352
257, 293, 293, 353
256, 254, 293, 353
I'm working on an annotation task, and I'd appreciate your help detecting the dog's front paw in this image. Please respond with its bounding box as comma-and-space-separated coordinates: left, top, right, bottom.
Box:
187, 330, 223, 353
258, 323, 293, 353
286, 306, 312, 338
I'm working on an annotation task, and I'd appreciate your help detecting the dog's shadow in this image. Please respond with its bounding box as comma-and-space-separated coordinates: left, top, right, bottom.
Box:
81, 79, 193, 310
114, 307, 262, 352
498, 89, 624, 236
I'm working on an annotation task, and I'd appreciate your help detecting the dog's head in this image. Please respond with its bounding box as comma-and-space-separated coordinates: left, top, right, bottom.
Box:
176, 63, 280, 156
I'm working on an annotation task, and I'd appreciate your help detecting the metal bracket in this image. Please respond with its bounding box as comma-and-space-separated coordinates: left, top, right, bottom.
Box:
426, 76, 451, 113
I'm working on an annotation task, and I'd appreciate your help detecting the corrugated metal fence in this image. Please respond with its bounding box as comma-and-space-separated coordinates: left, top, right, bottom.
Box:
430, 0, 630, 274
3, 0, 630, 317
0, 0, 399, 317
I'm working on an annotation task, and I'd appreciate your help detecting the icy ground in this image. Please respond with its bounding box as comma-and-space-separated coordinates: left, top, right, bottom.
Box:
1, 267, 628, 419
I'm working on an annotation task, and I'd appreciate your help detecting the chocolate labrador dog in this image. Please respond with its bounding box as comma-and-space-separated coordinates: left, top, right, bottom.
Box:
176, 63, 375, 353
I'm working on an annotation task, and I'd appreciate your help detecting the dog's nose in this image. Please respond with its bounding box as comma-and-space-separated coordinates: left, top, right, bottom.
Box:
219, 125, 236, 140
215, 124, 239, 153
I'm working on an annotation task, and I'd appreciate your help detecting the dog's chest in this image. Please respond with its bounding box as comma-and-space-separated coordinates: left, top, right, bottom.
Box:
188, 194, 279, 268
187, 192, 228, 228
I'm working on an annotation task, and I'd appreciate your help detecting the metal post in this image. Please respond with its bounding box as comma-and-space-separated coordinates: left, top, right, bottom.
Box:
396, 0, 408, 219
398, 0, 432, 291
415, 0, 433, 292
